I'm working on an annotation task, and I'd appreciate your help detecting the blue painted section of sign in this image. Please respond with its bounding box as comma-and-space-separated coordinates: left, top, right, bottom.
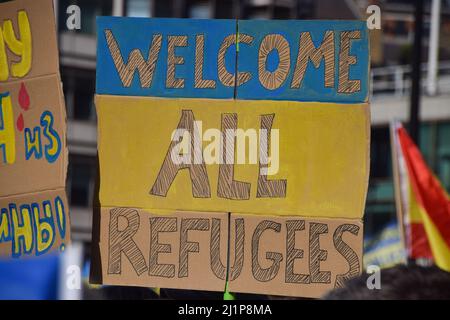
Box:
236, 20, 369, 103
96, 18, 369, 102
96, 17, 236, 99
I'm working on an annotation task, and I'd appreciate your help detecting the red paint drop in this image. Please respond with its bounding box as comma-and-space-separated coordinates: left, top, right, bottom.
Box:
17, 113, 24, 132
18, 82, 30, 111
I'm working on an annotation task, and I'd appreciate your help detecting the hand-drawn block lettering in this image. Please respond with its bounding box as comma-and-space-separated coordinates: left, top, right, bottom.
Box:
257, 114, 287, 198
252, 220, 283, 282
11, 204, 33, 257
2, 10, 32, 78
178, 218, 210, 278
217, 33, 254, 88
150, 110, 211, 198
195, 35, 216, 89
285, 220, 310, 284
33, 201, 55, 255
291, 31, 335, 89
258, 34, 290, 90
166, 35, 187, 89
108, 208, 148, 276
236, 34, 253, 86
217, 113, 251, 200
228, 218, 245, 281
0, 31, 9, 81
0, 93, 16, 164
217, 34, 235, 87
105, 29, 162, 88
334, 223, 361, 288
149, 216, 177, 278
210, 218, 226, 280
309, 223, 331, 284
0, 208, 10, 241
211, 217, 245, 281
338, 31, 361, 94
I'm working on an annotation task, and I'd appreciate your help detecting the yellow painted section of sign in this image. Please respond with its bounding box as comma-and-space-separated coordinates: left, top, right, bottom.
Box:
96, 95, 369, 219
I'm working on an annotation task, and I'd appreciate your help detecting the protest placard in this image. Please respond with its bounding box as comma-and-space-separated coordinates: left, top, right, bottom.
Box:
93, 17, 369, 297
0, 0, 70, 258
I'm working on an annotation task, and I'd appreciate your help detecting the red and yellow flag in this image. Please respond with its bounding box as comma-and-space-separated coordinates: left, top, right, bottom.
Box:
395, 125, 450, 271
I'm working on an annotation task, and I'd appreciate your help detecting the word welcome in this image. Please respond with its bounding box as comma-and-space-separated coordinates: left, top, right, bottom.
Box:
96, 19, 369, 102
106, 29, 361, 91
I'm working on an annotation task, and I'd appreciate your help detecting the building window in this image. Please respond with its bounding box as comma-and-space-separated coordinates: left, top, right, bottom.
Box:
296, 0, 315, 19
371, 126, 392, 179
214, 0, 237, 19
62, 67, 96, 121
126, 0, 152, 17
437, 122, 450, 191
244, 6, 271, 20
67, 155, 96, 208
421, 122, 450, 192
154, 0, 174, 17
366, 126, 395, 237
187, 0, 211, 18
58, 0, 113, 35
273, 6, 292, 19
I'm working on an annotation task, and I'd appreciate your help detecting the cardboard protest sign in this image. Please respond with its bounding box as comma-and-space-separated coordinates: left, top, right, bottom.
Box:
94, 208, 363, 298
93, 17, 369, 298
235, 20, 369, 103
0, 0, 70, 258
227, 214, 363, 298
96, 95, 369, 218
96, 18, 236, 99
97, 208, 228, 291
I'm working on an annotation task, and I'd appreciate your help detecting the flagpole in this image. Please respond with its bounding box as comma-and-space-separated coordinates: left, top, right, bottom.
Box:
390, 121, 407, 263
427, 0, 441, 96
409, 0, 424, 143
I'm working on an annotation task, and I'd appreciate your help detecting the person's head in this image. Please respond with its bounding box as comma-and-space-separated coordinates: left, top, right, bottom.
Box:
323, 264, 450, 300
